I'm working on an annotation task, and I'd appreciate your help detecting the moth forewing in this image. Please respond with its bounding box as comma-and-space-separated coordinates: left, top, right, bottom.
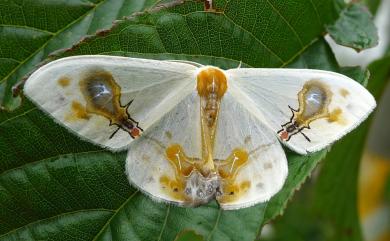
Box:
281, 71, 376, 153
227, 68, 376, 154
24, 55, 197, 151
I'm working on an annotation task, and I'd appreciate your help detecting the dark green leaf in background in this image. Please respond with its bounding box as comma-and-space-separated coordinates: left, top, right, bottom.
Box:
327, 3, 378, 51
364, 0, 382, 16
175, 230, 205, 241
0, 0, 380, 240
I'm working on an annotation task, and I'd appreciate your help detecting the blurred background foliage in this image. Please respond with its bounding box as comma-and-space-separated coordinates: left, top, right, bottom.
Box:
0, 0, 389, 240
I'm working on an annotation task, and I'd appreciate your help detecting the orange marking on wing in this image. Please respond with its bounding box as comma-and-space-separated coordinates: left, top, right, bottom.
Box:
340, 88, 350, 97
58, 77, 71, 87
65, 101, 91, 121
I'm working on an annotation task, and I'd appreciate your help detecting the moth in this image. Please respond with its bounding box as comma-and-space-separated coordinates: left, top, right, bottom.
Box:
24, 56, 376, 210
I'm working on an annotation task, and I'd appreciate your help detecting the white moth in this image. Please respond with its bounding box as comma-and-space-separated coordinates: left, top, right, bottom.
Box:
24, 55, 376, 210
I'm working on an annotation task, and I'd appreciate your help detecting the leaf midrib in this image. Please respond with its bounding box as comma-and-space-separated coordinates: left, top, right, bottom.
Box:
92, 191, 140, 241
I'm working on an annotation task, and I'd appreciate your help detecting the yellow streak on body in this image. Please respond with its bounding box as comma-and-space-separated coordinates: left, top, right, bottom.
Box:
160, 144, 198, 201
160, 67, 250, 204
197, 67, 227, 175
216, 149, 251, 203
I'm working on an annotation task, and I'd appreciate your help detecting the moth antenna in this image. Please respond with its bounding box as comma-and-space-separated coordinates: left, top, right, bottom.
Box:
109, 127, 121, 139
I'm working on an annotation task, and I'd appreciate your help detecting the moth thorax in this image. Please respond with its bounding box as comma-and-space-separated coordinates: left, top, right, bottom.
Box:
183, 171, 221, 205
196, 67, 227, 99
296, 80, 331, 125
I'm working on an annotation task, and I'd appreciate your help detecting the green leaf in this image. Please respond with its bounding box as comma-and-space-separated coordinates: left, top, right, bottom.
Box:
0, 0, 378, 240
366, 53, 390, 157
0, 0, 159, 111
363, 0, 382, 16
327, 3, 379, 51
385, 176, 390, 203
175, 230, 205, 241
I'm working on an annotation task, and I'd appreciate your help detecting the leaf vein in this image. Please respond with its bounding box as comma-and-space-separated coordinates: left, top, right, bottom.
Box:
207, 208, 222, 241
157, 205, 170, 241
264, 0, 304, 47
92, 191, 140, 241
0, 24, 55, 35
221, 13, 285, 64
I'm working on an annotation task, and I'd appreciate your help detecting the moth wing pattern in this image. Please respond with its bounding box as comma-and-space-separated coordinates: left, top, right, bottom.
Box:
24, 56, 197, 150
213, 92, 288, 210
125, 92, 202, 206
227, 68, 376, 154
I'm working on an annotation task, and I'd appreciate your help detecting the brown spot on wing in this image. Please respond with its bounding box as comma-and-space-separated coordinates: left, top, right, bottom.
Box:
58, 77, 71, 87
66, 100, 91, 121
340, 88, 350, 97
142, 154, 151, 162
165, 131, 172, 140
328, 108, 347, 125
256, 182, 264, 189
263, 162, 273, 169
244, 136, 251, 144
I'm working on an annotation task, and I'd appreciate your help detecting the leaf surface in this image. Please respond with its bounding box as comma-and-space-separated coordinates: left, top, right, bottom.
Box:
327, 3, 378, 51
0, 1, 378, 240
